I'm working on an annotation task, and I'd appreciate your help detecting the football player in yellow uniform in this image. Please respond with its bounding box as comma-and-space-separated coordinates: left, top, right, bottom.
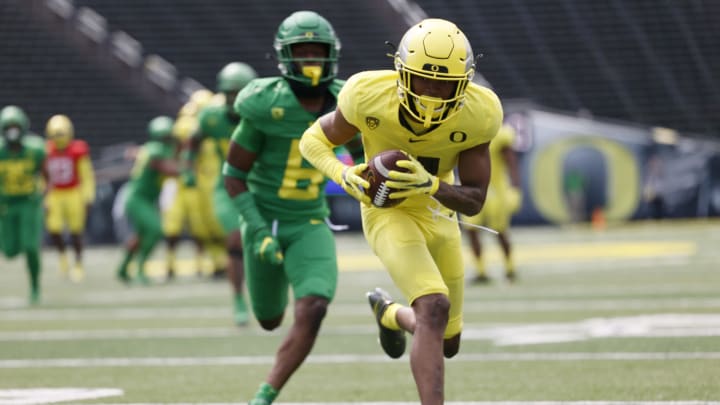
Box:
161, 90, 221, 279
44, 115, 95, 282
300, 18, 502, 405
461, 123, 522, 283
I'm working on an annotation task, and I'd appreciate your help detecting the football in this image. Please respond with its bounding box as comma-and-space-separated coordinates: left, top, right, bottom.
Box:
363, 149, 410, 208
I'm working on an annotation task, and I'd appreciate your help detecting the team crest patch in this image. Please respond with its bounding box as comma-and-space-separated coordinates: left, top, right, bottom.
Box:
271, 107, 284, 120
366, 117, 379, 130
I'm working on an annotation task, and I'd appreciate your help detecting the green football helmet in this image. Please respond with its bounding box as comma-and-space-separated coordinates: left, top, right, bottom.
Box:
217, 62, 258, 93
147, 116, 174, 141
395, 18, 475, 127
274, 10, 340, 87
0, 105, 30, 143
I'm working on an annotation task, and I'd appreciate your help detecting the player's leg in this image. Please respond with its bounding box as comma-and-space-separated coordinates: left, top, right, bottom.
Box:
67, 188, 87, 282
363, 208, 450, 405
487, 193, 515, 281
461, 210, 489, 283
226, 230, 248, 325
244, 221, 288, 405
124, 196, 163, 284
214, 186, 249, 323
161, 185, 185, 280
186, 188, 210, 276
45, 190, 69, 276
249, 219, 336, 405
20, 198, 43, 304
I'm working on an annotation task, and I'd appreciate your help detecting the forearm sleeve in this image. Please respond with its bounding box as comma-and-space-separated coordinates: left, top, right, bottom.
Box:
232, 192, 267, 236
299, 121, 346, 184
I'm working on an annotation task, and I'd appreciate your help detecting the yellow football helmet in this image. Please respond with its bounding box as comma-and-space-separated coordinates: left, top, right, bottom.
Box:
179, 89, 215, 118
45, 114, 74, 149
172, 115, 199, 141
395, 18, 475, 127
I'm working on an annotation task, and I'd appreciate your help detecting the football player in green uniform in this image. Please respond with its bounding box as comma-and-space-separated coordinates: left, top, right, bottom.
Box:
0, 105, 47, 304
191, 62, 257, 325
300, 18, 502, 405
223, 11, 359, 405
117, 116, 180, 284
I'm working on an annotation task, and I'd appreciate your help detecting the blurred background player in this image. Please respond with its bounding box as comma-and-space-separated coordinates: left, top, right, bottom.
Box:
462, 123, 522, 283
0, 105, 47, 304
116, 116, 181, 284
190, 62, 257, 325
161, 90, 217, 280
223, 11, 360, 405
44, 114, 96, 282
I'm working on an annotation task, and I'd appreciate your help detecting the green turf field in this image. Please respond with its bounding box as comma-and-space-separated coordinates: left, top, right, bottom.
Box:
1, 219, 719, 404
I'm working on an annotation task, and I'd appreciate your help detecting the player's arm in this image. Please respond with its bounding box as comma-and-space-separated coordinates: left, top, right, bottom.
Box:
502, 146, 521, 189
78, 147, 96, 205
223, 119, 282, 265
299, 108, 370, 204
436, 142, 491, 217
149, 156, 181, 177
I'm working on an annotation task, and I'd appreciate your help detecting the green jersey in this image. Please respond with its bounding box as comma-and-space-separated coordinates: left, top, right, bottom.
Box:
126, 141, 174, 201
198, 104, 240, 176
0, 134, 46, 199
232, 77, 344, 221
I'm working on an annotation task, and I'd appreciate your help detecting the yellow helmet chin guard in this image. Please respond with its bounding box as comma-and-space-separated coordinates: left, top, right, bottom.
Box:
45, 114, 74, 149
395, 18, 475, 127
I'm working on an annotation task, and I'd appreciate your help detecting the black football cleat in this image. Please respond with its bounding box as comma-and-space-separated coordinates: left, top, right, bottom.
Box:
366, 287, 406, 359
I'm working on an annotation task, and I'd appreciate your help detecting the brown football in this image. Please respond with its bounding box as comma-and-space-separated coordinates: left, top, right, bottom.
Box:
364, 149, 410, 208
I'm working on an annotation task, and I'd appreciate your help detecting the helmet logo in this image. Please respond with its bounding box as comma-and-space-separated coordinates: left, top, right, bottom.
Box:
271, 107, 285, 120
422, 63, 448, 73
304, 31, 315, 38
365, 117, 380, 130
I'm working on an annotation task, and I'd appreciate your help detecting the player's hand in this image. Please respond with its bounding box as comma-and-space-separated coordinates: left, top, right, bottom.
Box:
386, 155, 440, 199
252, 228, 284, 266
340, 163, 371, 205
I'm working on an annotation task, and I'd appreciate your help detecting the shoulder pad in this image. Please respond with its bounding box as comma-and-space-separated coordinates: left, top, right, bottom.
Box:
234, 77, 286, 121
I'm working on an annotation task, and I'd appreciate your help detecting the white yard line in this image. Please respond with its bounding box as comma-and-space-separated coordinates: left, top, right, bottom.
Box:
87, 402, 720, 405
1, 352, 719, 369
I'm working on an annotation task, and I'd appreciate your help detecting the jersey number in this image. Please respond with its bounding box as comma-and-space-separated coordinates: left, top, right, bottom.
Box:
278, 139, 324, 200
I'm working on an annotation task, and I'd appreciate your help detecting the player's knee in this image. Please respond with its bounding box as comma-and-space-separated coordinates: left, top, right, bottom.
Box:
258, 314, 284, 331
296, 296, 329, 332
228, 247, 243, 259
413, 293, 450, 330
443, 334, 461, 358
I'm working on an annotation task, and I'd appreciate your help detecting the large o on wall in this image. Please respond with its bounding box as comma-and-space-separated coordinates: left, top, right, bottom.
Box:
530, 136, 640, 224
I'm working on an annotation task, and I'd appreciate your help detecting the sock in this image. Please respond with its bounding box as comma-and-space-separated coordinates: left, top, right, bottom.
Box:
26, 251, 41, 301
380, 303, 402, 331
251, 382, 278, 405
475, 257, 486, 276
505, 254, 515, 275
118, 250, 134, 275
194, 253, 204, 275
166, 250, 176, 273
59, 252, 69, 274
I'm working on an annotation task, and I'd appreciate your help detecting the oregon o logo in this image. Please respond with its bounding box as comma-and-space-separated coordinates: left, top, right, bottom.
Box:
449, 131, 467, 143
530, 136, 640, 224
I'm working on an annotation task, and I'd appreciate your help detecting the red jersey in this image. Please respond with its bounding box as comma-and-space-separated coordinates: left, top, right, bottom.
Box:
46, 140, 90, 189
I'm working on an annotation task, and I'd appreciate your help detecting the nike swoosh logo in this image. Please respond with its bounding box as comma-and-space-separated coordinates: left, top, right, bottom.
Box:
408, 138, 427, 143
310, 219, 323, 225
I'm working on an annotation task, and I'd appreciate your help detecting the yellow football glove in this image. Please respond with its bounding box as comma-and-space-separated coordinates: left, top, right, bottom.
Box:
386, 155, 440, 199
340, 163, 371, 205
232, 192, 283, 266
